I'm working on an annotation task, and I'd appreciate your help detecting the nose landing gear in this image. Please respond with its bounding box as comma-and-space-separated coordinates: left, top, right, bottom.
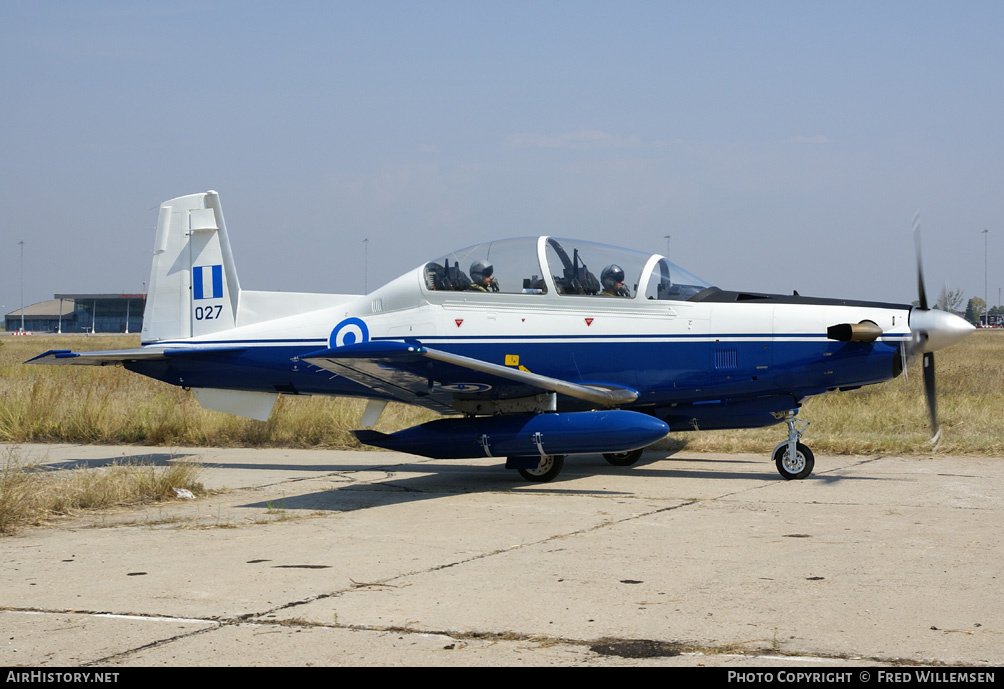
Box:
772, 411, 814, 480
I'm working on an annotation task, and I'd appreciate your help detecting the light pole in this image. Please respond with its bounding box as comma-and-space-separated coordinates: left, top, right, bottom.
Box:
363, 238, 369, 294
664, 234, 671, 257
982, 229, 989, 327
19, 240, 24, 332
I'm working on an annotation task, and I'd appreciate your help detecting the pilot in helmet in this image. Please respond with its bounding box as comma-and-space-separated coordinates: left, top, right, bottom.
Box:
469, 261, 498, 292
601, 264, 628, 297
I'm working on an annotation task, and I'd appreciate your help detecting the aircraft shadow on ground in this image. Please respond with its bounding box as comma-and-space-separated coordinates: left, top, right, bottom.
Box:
32, 448, 882, 513
234, 452, 882, 513
38, 452, 199, 471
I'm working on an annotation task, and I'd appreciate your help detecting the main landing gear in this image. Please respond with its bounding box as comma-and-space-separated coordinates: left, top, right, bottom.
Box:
517, 454, 565, 482
514, 447, 644, 482
772, 411, 814, 480
602, 448, 644, 466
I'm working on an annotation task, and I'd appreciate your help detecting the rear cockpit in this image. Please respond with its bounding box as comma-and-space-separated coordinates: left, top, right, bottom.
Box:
421, 237, 712, 301
423, 237, 545, 295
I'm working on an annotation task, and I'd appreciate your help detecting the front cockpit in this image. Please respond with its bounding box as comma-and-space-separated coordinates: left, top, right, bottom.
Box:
420, 236, 713, 302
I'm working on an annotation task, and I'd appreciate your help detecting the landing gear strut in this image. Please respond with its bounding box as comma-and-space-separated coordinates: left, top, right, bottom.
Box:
772, 411, 814, 480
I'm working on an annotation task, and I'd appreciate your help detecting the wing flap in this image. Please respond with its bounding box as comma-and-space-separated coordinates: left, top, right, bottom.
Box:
298, 341, 463, 413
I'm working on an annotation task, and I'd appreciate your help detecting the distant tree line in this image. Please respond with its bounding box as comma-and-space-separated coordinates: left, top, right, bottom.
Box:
965, 298, 1004, 326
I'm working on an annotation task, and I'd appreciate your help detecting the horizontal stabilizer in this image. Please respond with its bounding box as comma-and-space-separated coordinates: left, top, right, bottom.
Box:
26, 346, 249, 366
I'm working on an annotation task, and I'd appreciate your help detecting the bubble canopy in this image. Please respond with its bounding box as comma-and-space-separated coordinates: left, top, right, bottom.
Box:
421, 237, 713, 300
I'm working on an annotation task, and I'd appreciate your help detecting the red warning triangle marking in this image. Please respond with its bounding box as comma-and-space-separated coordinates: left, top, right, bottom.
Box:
584, 318, 594, 326
455, 319, 464, 327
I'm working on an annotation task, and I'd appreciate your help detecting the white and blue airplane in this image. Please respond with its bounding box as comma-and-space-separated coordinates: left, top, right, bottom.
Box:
29, 191, 974, 482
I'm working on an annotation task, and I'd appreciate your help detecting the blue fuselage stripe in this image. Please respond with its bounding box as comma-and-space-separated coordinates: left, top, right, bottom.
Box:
127, 335, 900, 409
145, 332, 910, 347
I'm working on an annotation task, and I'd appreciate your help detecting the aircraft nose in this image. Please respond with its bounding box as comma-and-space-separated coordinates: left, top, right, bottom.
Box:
909, 307, 976, 353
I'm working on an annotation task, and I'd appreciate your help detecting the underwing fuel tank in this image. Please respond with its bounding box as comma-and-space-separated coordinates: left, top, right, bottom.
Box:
353, 410, 669, 459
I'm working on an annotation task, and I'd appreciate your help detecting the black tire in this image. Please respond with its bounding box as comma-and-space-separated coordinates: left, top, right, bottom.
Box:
773, 442, 815, 480
603, 448, 644, 466
516, 455, 565, 482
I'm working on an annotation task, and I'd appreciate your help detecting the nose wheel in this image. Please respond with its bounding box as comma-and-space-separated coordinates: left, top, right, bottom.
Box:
773, 441, 814, 480
773, 412, 814, 480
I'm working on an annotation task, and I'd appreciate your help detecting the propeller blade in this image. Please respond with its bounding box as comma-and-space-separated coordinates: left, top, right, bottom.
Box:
913, 212, 944, 451
922, 351, 940, 450
913, 211, 929, 311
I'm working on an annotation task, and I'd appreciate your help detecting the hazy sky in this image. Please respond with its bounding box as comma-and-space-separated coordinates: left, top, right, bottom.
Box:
2, 1, 1002, 315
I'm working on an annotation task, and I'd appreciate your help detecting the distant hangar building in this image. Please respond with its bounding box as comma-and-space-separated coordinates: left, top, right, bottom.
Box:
4, 294, 146, 333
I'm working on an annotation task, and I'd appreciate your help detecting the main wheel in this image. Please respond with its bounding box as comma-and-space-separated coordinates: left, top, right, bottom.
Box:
517, 455, 565, 482
603, 448, 644, 466
773, 442, 815, 480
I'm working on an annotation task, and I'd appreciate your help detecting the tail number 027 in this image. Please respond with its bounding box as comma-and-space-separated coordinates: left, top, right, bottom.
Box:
195, 305, 223, 320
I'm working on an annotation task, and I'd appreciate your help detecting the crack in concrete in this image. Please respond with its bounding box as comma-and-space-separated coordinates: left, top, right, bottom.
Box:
2, 606, 950, 666
9, 453, 993, 666
230, 498, 705, 623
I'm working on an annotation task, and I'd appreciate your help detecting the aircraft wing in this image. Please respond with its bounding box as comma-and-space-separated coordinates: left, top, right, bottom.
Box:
300, 340, 638, 412
25, 346, 249, 366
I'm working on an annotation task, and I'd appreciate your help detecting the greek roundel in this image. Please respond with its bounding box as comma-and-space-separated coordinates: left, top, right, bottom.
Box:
329, 318, 370, 348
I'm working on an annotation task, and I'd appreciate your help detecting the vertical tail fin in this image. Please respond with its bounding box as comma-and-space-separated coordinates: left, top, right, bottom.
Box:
141, 191, 240, 342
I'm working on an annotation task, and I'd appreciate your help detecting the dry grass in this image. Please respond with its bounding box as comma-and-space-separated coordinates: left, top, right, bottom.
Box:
0, 445, 205, 534
1, 331, 1001, 456
0, 334, 433, 448
0, 447, 36, 533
